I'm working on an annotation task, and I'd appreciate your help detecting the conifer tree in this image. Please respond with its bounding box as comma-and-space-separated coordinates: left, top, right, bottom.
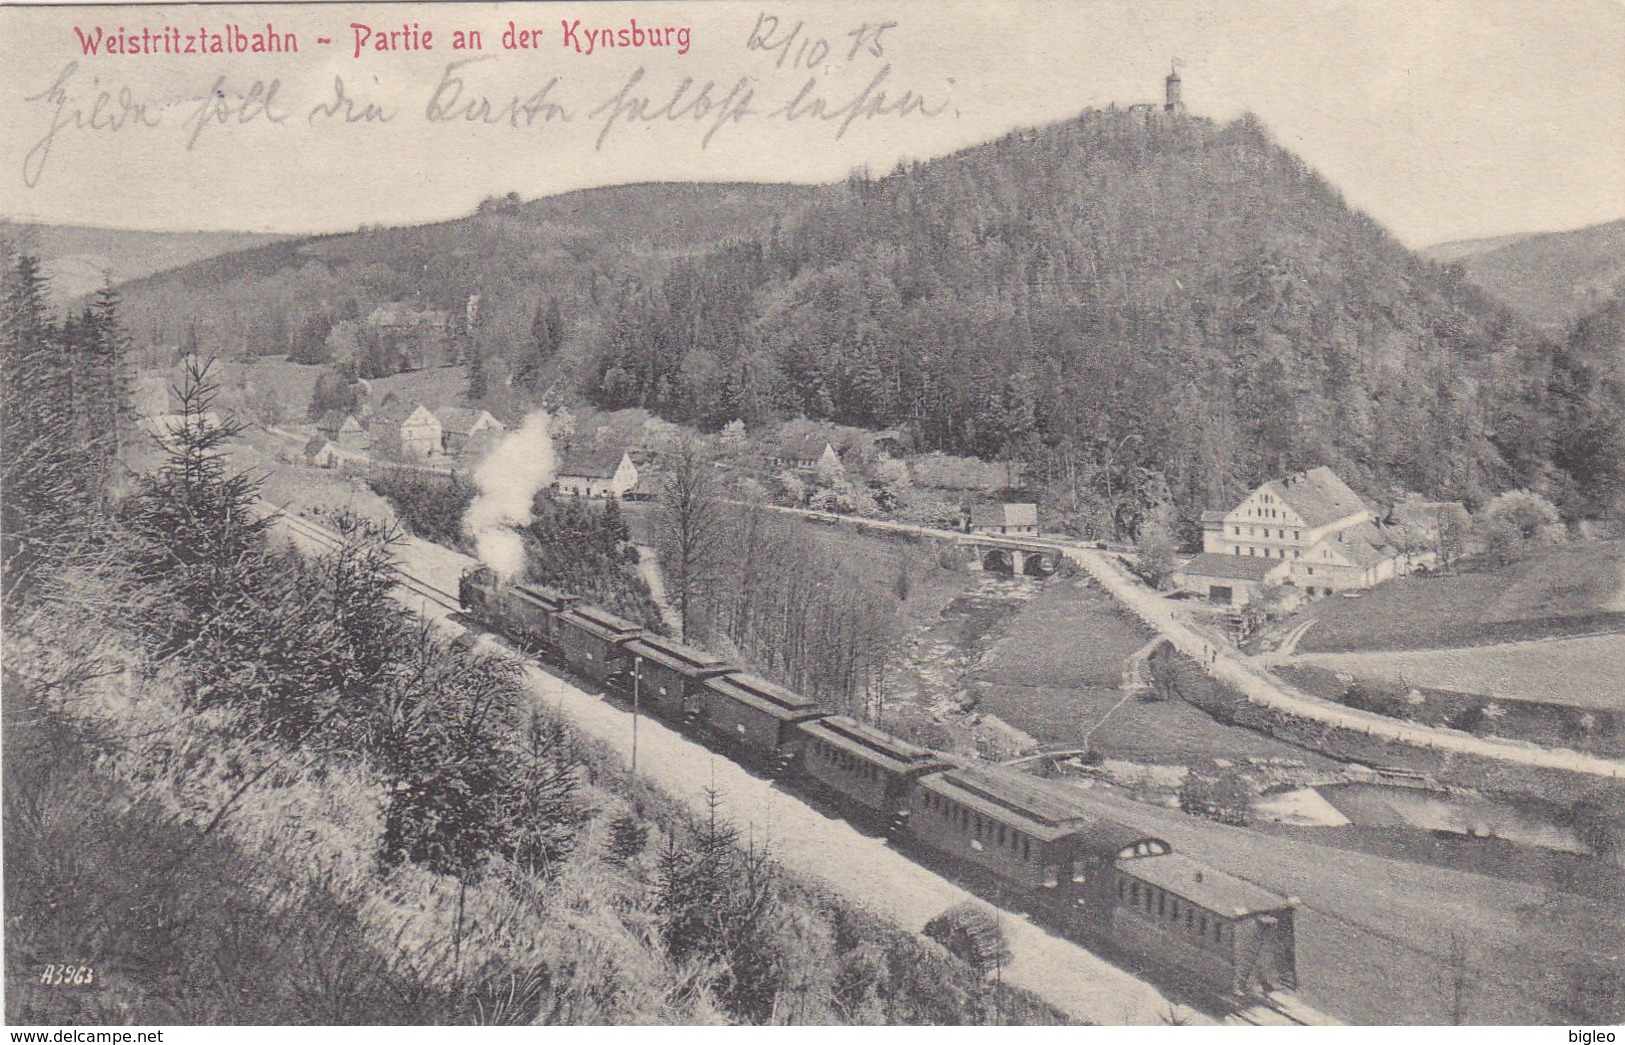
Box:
123, 356, 270, 663
1, 250, 81, 607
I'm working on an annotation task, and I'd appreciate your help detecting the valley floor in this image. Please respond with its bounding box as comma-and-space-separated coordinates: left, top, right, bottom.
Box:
1289, 633, 1625, 712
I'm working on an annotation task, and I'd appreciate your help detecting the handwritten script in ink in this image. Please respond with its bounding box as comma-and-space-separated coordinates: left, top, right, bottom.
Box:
19, 11, 955, 187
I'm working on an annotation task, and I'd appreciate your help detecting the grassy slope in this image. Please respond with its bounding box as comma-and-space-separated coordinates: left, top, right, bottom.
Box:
972, 576, 1338, 765
1293, 542, 1625, 653
1288, 634, 1625, 712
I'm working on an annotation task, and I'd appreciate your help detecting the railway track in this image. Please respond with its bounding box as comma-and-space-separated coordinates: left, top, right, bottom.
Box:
273, 506, 1335, 1025
270, 506, 466, 615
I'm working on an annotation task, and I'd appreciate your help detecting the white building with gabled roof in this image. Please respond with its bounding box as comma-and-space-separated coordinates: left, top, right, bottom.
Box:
1194, 466, 1401, 600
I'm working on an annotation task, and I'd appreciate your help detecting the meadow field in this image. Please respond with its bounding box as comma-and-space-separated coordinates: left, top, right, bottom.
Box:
1293, 542, 1625, 654
1290, 634, 1625, 712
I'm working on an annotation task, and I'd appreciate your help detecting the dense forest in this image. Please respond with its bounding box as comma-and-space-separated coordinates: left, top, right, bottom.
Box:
587, 110, 1619, 535
107, 107, 1624, 539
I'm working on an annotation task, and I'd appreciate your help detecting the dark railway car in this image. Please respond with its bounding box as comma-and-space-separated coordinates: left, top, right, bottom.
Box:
458, 565, 1305, 1004
700, 671, 825, 762
908, 763, 1160, 894
457, 568, 578, 651
507, 583, 579, 650
622, 633, 734, 719
1109, 852, 1297, 997
798, 715, 948, 821
555, 605, 643, 685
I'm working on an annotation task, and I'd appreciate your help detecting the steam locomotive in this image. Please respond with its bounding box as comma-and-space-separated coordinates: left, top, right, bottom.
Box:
459, 566, 1298, 1000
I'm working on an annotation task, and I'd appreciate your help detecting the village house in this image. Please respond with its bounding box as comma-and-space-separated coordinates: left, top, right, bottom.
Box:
768, 422, 848, 473
366, 303, 453, 335
370, 399, 444, 459
968, 502, 1040, 536
365, 303, 455, 370
316, 410, 371, 450
435, 407, 505, 453
1184, 466, 1400, 604
554, 448, 640, 499
302, 436, 367, 470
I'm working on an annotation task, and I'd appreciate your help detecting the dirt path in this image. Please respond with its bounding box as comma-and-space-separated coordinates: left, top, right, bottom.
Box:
634, 544, 683, 636
283, 519, 1197, 1026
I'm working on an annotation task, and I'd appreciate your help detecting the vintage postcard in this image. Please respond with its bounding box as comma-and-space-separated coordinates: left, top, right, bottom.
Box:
2, 0, 1622, 1031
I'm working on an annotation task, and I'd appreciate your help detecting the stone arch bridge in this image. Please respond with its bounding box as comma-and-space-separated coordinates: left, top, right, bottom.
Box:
959, 534, 1063, 576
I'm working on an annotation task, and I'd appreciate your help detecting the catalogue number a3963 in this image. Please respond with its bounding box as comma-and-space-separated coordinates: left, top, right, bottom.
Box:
39, 964, 96, 986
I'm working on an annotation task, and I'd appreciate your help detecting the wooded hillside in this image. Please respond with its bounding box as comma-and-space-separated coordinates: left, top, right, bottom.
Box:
109, 109, 1622, 533
588, 110, 1607, 531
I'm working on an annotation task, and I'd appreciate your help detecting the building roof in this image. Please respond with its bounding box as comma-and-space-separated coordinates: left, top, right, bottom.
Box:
558, 447, 630, 479
1265, 467, 1368, 529
770, 419, 852, 462
1201, 510, 1229, 524
512, 583, 577, 613
1178, 553, 1281, 582
773, 432, 836, 462
371, 399, 438, 429
800, 714, 947, 776
315, 409, 349, 432
303, 435, 336, 459
1115, 852, 1291, 917
1323, 520, 1397, 568
435, 407, 502, 437
705, 671, 824, 723
971, 503, 1039, 528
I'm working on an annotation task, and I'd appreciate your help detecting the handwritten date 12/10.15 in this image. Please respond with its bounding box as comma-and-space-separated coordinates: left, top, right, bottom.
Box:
39, 964, 96, 986
746, 13, 896, 70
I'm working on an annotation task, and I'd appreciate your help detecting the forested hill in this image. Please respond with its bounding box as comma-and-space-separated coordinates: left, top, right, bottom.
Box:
111, 181, 825, 366
586, 109, 1610, 529
107, 108, 1617, 531
1423, 219, 1625, 333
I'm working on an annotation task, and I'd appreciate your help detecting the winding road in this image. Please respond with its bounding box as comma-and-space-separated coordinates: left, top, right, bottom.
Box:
751, 504, 1625, 780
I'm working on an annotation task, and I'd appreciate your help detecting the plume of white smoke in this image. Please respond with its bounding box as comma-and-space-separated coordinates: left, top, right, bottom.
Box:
465, 410, 556, 581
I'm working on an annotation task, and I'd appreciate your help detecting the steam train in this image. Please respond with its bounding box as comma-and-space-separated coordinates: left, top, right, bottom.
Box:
459, 566, 1298, 1000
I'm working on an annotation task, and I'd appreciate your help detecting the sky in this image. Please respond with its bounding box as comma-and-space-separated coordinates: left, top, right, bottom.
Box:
1, 0, 1621, 248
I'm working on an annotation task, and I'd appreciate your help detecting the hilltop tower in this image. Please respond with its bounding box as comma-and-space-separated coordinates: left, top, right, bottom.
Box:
1164, 63, 1184, 116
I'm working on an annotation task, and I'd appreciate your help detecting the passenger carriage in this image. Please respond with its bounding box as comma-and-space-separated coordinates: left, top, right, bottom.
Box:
1109, 851, 1298, 997
908, 763, 1158, 895
455, 568, 1302, 1004
797, 714, 947, 823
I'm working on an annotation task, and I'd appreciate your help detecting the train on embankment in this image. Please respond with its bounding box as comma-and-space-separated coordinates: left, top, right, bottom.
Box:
459, 566, 1300, 1004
